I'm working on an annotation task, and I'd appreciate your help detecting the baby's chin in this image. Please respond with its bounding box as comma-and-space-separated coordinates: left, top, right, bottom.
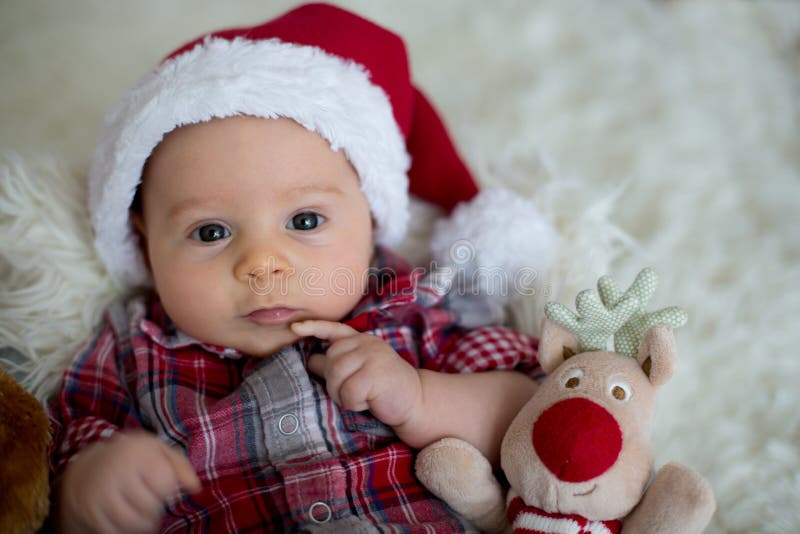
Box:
186, 322, 303, 358
234, 329, 304, 358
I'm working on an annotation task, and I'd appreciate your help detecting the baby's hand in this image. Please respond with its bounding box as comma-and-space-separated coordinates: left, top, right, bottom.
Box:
292, 320, 422, 428
56, 429, 201, 534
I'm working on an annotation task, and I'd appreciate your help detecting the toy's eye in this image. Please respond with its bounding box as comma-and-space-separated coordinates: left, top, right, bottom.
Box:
609, 380, 632, 402
562, 369, 583, 389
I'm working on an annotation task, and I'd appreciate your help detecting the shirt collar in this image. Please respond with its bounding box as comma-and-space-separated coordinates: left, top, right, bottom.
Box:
347, 246, 451, 314
138, 311, 244, 358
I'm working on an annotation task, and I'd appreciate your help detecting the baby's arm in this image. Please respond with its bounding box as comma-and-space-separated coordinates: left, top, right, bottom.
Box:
394, 368, 535, 464
54, 430, 200, 534
292, 320, 536, 464
50, 317, 201, 533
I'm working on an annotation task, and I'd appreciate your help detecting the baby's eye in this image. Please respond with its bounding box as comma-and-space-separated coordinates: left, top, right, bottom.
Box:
287, 212, 325, 231
191, 223, 231, 242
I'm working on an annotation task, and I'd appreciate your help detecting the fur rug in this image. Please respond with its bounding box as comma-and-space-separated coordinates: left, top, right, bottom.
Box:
1, 1, 798, 531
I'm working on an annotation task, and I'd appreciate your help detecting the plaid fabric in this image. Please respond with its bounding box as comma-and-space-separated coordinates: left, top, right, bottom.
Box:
49, 247, 540, 533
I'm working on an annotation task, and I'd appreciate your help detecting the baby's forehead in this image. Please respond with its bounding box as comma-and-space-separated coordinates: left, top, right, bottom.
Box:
140, 116, 362, 196
147, 116, 343, 165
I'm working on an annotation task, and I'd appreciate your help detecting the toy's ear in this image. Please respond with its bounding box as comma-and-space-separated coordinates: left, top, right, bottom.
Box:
538, 318, 580, 374
636, 324, 677, 387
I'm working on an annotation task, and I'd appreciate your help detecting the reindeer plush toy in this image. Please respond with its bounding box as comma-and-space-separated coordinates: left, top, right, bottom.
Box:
416, 268, 715, 533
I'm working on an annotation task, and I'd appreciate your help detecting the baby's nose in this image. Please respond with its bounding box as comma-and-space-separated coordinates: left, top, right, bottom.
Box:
234, 242, 293, 283
532, 397, 622, 483
240, 253, 294, 296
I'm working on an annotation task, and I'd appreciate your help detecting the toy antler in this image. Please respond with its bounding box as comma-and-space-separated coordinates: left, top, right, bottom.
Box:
544, 286, 640, 353
598, 267, 688, 356
545, 267, 688, 356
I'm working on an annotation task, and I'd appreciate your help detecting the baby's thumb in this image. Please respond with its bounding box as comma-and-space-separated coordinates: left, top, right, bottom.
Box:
162, 443, 202, 494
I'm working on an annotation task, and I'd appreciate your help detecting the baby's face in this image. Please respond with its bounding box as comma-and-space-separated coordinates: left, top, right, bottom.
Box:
133, 116, 374, 357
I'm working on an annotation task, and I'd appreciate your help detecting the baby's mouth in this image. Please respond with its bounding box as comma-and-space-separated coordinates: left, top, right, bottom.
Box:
573, 484, 597, 497
245, 307, 300, 325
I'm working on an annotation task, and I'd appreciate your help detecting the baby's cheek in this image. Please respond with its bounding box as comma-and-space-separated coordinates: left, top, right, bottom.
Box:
153, 269, 216, 323
321, 273, 370, 319
310, 297, 360, 323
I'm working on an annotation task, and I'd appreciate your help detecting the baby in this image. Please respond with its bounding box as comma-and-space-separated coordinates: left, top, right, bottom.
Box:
49, 4, 555, 533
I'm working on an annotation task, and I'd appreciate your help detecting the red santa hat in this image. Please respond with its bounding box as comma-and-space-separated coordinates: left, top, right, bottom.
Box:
90, 2, 557, 301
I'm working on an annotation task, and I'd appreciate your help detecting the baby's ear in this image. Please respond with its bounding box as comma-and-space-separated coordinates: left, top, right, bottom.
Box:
130, 209, 151, 271
131, 210, 145, 236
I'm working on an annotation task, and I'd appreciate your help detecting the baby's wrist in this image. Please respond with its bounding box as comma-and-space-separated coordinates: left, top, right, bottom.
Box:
389, 369, 430, 447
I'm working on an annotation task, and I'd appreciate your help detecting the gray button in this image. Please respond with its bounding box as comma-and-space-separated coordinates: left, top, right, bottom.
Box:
309, 501, 332, 524
278, 413, 299, 435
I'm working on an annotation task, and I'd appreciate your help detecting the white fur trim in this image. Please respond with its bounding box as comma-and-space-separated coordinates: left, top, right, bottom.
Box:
430, 188, 558, 324
89, 36, 410, 287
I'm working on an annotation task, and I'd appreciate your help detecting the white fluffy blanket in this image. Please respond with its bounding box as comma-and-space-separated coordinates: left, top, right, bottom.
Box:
1, 1, 798, 531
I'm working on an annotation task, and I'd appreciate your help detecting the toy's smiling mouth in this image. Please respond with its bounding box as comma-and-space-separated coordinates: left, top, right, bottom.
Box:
574, 484, 597, 497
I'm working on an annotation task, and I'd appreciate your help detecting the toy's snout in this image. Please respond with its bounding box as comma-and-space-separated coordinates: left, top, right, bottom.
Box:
532, 397, 622, 483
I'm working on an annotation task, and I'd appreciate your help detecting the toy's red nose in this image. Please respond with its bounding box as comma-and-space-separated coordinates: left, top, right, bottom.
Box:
532, 397, 622, 483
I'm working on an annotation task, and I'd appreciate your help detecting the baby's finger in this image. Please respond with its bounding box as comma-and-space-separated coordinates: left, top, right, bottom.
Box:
92, 506, 122, 534
306, 353, 328, 378
319, 352, 369, 410
323, 334, 365, 359
326, 353, 372, 411
291, 320, 358, 341
121, 476, 165, 521
337, 372, 373, 413
160, 443, 202, 494
103, 497, 157, 534
307, 353, 342, 405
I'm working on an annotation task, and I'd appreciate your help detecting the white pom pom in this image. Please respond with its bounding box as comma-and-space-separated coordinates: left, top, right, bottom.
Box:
430, 188, 558, 325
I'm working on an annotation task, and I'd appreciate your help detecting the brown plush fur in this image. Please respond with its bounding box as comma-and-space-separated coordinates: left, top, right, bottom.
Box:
0, 367, 50, 534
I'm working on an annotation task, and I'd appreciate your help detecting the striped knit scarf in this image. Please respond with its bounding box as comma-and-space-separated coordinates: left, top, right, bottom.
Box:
507, 496, 622, 534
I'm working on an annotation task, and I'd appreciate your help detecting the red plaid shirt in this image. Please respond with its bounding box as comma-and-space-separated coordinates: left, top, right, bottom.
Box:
49, 247, 541, 532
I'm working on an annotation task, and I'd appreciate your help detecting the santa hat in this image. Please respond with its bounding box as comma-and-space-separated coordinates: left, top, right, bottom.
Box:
89, 2, 557, 306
